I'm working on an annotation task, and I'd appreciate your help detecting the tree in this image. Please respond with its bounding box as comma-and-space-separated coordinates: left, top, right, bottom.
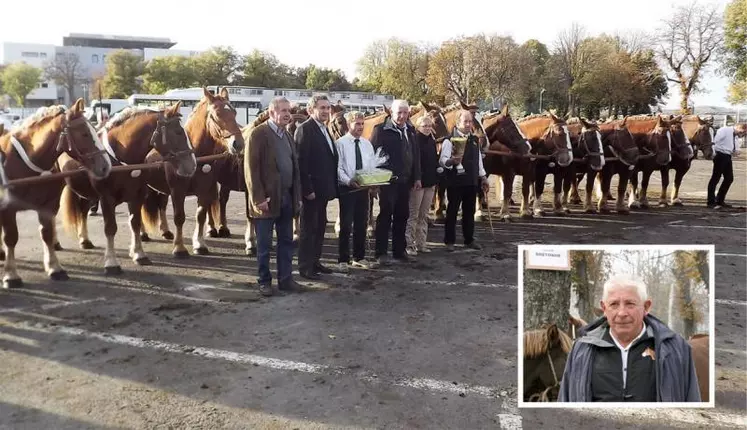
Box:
237, 49, 293, 87
101, 50, 144, 98
357, 38, 432, 102
570, 251, 608, 324
514, 39, 551, 114
554, 23, 592, 116
657, 1, 723, 114
305, 65, 351, 91
426, 37, 476, 103
523, 266, 572, 331
1, 62, 42, 106
193, 46, 242, 86
722, 0, 747, 104
142, 56, 199, 94
44, 52, 87, 103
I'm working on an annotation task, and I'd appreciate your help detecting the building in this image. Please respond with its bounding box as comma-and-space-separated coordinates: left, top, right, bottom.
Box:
1, 33, 190, 107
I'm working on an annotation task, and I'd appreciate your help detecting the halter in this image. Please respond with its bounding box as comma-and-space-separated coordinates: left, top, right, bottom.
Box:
207, 104, 239, 143
327, 111, 347, 141
538, 123, 572, 162
578, 128, 605, 168
639, 128, 671, 162
10, 114, 106, 175
151, 113, 194, 163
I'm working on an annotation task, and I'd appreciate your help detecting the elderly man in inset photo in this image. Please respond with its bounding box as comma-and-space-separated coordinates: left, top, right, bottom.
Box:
558, 275, 701, 402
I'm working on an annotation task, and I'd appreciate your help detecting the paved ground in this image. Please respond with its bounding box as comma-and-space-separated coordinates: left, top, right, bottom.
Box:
1, 157, 745, 429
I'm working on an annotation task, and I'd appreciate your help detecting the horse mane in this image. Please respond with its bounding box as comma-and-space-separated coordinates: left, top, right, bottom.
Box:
625, 114, 659, 121
518, 113, 553, 123
364, 110, 389, 120
442, 103, 464, 114
105, 106, 159, 130
251, 110, 271, 128
524, 326, 573, 359
11, 105, 67, 132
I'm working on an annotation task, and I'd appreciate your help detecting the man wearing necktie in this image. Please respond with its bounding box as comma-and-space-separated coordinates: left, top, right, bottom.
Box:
295, 95, 339, 280
335, 111, 378, 271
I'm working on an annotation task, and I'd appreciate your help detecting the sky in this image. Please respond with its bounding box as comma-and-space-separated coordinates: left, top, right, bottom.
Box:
2, 0, 742, 110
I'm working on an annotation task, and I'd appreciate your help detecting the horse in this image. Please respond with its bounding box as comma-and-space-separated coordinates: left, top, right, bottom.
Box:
0, 100, 112, 288
563, 118, 606, 213
596, 118, 639, 214
59, 102, 196, 274
517, 113, 574, 217
140, 87, 244, 257
655, 115, 696, 207
682, 115, 715, 162
523, 323, 574, 402
688, 333, 709, 402
480, 104, 533, 219
624, 115, 678, 209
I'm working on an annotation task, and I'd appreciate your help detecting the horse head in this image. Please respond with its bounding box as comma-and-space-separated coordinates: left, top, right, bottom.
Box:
327, 102, 348, 141
664, 115, 693, 161
572, 118, 605, 171
650, 115, 673, 166
599, 116, 638, 168
202, 87, 245, 155
523, 323, 573, 402
482, 104, 531, 155
683, 116, 715, 160
412, 101, 450, 142
153, 101, 197, 178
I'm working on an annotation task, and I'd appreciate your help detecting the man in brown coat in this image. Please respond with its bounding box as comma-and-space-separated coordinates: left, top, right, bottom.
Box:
244, 96, 303, 296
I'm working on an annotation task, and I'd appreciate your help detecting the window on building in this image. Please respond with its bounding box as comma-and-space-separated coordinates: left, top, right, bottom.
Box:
299, 91, 312, 97
21, 52, 39, 58
40, 82, 49, 88
274, 90, 285, 96
102, 55, 107, 63
340, 93, 350, 99
92, 54, 99, 64
40, 53, 47, 58
360, 94, 374, 100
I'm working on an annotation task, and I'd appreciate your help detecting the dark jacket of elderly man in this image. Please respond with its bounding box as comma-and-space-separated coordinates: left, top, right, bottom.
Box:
558, 314, 701, 402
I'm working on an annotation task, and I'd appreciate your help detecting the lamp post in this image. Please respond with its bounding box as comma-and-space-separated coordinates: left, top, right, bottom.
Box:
539, 88, 546, 113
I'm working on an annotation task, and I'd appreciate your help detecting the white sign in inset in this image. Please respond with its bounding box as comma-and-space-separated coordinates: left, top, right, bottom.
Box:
525, 248, 571, 271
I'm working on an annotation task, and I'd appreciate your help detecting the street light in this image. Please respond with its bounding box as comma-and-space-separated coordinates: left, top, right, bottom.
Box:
539, 88, 546, 113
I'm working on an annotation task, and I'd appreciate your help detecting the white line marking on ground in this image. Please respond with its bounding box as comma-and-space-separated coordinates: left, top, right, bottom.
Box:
324, 273, 518, 290
668, 225, 746, 231
570, 405, 747, 428
718, 348, 747, 356
715, 252, 747, 258
715, 298, 746, 307
0, 298, 106, 315
498, 398, 523, 430
36, 324, 505, 401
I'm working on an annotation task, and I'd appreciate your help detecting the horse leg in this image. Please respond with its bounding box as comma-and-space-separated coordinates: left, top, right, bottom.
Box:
243, 191, 256, 256
367, 193, 375, 238
157, 194, 173, 240
76, 196, 95, 249
207, 186, 220, 238
192, 191, 212, 255
53, 219, 63, 251
570, 173, 582, 205
659, 167, 670, 207
436, 183, 447, 220
171, 191, 190, 258
584, 171, 597, 213
521, 174, 533, 219
532, 170, 546, 217
499, 174, 513, 220
639, 169, 652, 209
127, 199, 150, 265
334, 215, 341, 238
0, 225, 4, 261
598, 170, 612, 214
218, 186, 232, 238
616, 171, 631, 215
671, 167, 687, 206
1, 211, 22, 288
101, 197, 123, 275
627, 170, 640, 209
39, 212, 68, 280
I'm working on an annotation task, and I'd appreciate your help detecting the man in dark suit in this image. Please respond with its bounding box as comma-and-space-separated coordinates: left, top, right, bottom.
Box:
295, 95, 339, 280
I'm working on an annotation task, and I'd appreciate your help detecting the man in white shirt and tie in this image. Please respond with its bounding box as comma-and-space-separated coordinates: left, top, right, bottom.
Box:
335, 111, 379, 271
707, 122, 745, 209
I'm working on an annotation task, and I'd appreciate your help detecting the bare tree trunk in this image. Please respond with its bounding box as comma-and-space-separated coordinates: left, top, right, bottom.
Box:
679, 80, 691, 114
523, 269, 572, 331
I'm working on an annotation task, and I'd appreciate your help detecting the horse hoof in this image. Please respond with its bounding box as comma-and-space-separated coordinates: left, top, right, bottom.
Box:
80, 240, 95, 250
162, 231, 174, 241
659, 203, 668, 208
218, 226, 231, 238
50, 270, 69, 281
3, 278, 23, 289
585, 208, 597, 214
54, 242, 63, 251
521, 213, 534, 219
570, 198, 582, 205
673, 201, 684, 207
174, 250, 190, 259
141, 233, 151, 242
207, 228, 219, 238
135, 257, 152, 266
105, 266, 123, 276
194, 247, 210, 256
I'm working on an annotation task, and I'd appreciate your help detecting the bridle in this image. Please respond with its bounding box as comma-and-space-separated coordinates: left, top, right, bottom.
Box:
604, 127, 638, 168
538, 123, 572, 162
150, 113, 194, 163
327, 110, 347, 141
527, 349, 561, 402
207, 103, 241, 150
56, 115, 107, 162
577, 127, 604, 162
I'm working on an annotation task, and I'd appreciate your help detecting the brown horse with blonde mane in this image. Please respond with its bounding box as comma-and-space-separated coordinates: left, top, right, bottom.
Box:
524, 324, 573, 402
59, 102, 195, 274
0, 100, 112, 288
622, 115, 676, 209
656, 115, 699, 207
594, 117, 639, 213
140, 88, 244, 257
563, 118, 606, 213
480, 105, 533, 219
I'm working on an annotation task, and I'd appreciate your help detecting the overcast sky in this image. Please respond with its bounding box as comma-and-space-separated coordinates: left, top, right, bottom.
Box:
2, 0, 741, 109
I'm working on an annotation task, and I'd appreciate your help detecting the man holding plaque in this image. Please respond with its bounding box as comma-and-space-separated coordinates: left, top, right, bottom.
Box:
439, 109, 489, 252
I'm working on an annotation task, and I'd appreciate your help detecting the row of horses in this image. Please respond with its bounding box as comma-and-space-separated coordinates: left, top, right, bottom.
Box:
0, 89, 716, 289
523, 312, 710, 403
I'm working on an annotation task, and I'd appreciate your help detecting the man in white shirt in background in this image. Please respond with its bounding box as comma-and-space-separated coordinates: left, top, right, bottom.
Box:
707, 122, 746, 209
336, 111, 379, 271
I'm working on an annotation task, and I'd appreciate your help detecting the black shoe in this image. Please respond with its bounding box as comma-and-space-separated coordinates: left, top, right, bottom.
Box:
392, 255, 411, 264
465, 242, 482, 250
258, 283, 274, 297
300, 271, 321, 280
314, 263, 333, 274
716, 202, 733, 209
706, 202, 716, 208
279, 278, 304, 293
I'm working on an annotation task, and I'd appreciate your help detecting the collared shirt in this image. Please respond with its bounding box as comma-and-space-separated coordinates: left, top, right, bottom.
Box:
439, 128, 486, 177
314, 118, 334, 153
267, 119, 285, 138
336, 133, 376, 186
609, 322, 647, 389
713, 126, 739, 155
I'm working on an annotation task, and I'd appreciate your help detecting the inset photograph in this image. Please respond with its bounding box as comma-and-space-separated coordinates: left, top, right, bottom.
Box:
518, 245, 714, 408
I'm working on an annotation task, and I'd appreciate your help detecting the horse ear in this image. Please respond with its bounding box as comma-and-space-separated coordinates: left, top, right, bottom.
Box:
71, 98, 85, 114
546, 323, 559, 341
219, 87, 230, 100
167, 100, 182, 116
203, 87, 214, 100
620, 116, 628, 126
384, 104, 391, 115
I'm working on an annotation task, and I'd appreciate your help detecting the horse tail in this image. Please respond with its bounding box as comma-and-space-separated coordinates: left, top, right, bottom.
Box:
141, 188, 161, 235
59, 185, 83, 238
